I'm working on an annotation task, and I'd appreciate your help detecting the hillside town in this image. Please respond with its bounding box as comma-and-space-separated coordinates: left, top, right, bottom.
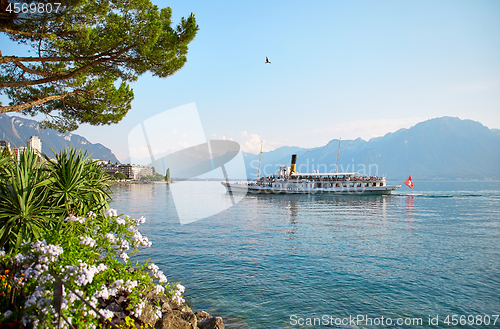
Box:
0, 136, 156, 180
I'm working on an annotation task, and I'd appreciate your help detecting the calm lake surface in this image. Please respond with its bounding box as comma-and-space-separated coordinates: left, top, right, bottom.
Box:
110, 181, 500, 328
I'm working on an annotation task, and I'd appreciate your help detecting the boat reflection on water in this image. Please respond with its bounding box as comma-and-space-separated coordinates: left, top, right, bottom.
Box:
244, 193, 397, 238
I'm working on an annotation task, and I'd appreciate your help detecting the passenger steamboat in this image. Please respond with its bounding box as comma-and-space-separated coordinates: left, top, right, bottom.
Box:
222, 154, 401, 195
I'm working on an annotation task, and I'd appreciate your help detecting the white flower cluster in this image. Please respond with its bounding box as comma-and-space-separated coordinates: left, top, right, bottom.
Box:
153, 284, 165, 294
79, 236, 96, 247
104, 208, 118, 217
2, 210, 181, 328
129, 227, 152, 247
105, 233, 117, 243
74, 261, 107, 286
99, 309, 114, 320
148, 263, 167, 283
119, 252, 129, 262
120, 239, 130, 251
172, 284, 186, 305
130, 301, 146, 317
96, 279, 138, 301
65, 215, 86, 223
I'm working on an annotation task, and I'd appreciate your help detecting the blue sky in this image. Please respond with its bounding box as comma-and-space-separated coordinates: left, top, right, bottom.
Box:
2, 0, 500, 160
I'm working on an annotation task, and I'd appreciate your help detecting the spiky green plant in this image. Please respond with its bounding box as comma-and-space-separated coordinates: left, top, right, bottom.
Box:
0, 149, 54, 252
44, 149, 111, 218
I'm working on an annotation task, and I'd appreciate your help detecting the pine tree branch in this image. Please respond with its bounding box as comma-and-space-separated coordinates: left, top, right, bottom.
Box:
0, 92, 78, 114
0, 46, 134, 87
0, 28, 75, 38
14, 61, 51, 77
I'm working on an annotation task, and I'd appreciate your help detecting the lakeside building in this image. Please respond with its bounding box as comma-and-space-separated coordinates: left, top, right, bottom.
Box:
0, 140, 10, 150
119, 164, 154, 180
100, 161, 154, 179
1, 137, 42, 163
27, 136, 42, 155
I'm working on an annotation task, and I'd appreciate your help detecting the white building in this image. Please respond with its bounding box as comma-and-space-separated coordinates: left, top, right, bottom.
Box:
27, 136, 42, 155
0, 140, 10, 153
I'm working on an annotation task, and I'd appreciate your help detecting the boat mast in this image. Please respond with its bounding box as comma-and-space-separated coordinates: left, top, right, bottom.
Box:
335, 138, 341, 174
257, 141, 263, 179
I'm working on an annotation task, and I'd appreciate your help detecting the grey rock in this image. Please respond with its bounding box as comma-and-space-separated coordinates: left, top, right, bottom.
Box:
155, 310, 197, 329
139, 302, 159, 327
197, 317, 224, 329
195, 311, 212, 323
105, 302, 123, 312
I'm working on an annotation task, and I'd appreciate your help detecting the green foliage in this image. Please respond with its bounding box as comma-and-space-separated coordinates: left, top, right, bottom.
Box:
140, 175, 165, 182
45, 148, 111, 217
0, 149, 55, 251
0, 211, 183, 328
114, 172, 128, 180
0, 148, 111, 253
0, 0, 199, 132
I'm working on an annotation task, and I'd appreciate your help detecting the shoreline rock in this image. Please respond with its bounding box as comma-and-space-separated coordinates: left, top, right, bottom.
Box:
135, 291, 224, 329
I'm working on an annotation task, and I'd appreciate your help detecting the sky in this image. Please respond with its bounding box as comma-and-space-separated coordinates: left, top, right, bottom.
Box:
2, 0, 500, 161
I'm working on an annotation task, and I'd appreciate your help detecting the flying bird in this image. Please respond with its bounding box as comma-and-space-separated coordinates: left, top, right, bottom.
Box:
265, 57, 271, 64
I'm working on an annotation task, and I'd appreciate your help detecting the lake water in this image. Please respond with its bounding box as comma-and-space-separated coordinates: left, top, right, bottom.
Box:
110, 181, 500, 328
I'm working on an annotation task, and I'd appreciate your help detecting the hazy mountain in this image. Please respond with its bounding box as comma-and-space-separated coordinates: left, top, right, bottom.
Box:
244, 117, 500, 180
0, 114, 119, 162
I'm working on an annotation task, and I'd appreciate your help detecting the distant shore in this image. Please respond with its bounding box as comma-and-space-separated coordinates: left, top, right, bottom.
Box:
109, 180, 168, 185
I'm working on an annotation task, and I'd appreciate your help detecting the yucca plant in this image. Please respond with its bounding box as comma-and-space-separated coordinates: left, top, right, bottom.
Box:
44, 149, 111, 218
0, 149, 55, 252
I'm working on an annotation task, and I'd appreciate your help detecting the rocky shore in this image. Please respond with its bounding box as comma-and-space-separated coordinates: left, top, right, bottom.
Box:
102, 290, 224, 329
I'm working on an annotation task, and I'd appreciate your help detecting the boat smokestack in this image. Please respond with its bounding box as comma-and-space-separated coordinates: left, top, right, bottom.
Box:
290, 154, 297, 174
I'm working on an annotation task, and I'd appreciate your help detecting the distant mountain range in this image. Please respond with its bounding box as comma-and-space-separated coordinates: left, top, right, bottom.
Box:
0, 114, 119, 162
243, 117, 500, 180
1, 114, 498, 179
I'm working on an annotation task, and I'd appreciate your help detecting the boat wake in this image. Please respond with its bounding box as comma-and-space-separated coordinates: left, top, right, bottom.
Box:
394, 192, 499, 199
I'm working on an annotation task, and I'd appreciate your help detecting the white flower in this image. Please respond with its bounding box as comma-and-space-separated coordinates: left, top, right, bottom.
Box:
175, 284, 185, 294
14, 253, 25, 264
148, 263, 159, 274
153, 284, 165, 294
157, 272, 167, 283
123, 280, 138, 293
3, 310, 12, 318
66, 215, 85, 223
99, 309, 114, 319
119, 252, 129, 262
154, 305, 162, 320
115, 218, 126, 225
135, 216, 146, 224
105, 233, 117, 243
130, 301, 146, 317
0, 250, 5, 257
104, 209, 118, 217
79, 236, 96, 247
87, 211, 97, 218
96, 263, 107, 272
172, 295, 185, 305
120, 239, 130, 251
96, 285, 110, 300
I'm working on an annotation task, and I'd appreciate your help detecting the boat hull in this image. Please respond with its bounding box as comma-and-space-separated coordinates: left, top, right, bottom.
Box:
222, 182, 401, 195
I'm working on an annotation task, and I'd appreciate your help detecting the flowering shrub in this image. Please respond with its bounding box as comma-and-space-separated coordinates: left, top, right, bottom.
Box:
0, 210, 185, 328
